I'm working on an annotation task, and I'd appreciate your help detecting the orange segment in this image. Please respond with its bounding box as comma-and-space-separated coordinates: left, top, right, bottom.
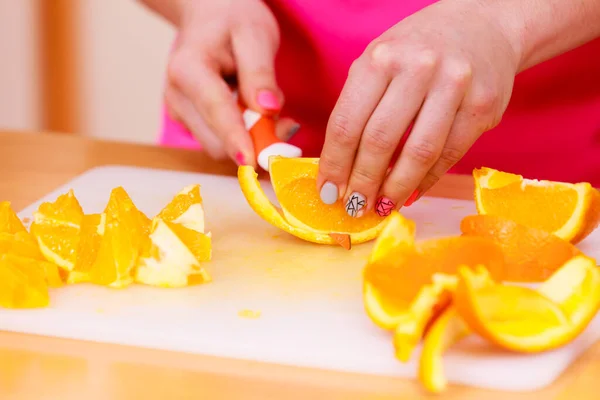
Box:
473, 167, 600, 243
461, 215, 581, 282
0, 201, 27, 234
0, 231, 44, 261
89, 188, 148, 288
269, 157, 385, 233
0, 254, 50, 308
69, 213, 106, 284
135, 218, 211, 287
34, 189, 84, 227
453, 255, 600, 353
419, 306, 470, 394
157, 184, 205, 232
30, 222, 80, 271
3, 254, 62, 288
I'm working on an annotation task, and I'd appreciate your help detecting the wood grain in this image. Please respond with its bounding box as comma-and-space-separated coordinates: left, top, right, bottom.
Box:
0, 130, 597, 400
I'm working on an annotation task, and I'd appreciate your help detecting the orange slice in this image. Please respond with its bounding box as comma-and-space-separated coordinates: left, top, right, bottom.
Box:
269, 157, 385, 233
454, 255, 600, 353
473, 167, 600, 243
363, 212, 505, 360
34, 189, 84, 227
135, 218, 211, 287
0, 201, 27, 234
30, 222, 80, 272
3, 254, 62, 288
461, 215, 581, 282
238, 158, 386, 245
419, 306, 470, 394
0, 231, 44, 261
0, 254, 50, 308
157, 184, 206, 231
89, 188, 149, 288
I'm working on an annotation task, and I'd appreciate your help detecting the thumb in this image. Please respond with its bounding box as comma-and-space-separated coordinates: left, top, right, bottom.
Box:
231, 21, 283, 115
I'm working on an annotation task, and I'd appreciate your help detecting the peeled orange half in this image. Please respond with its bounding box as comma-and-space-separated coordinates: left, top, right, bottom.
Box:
238, 157, 387, 246
473, 167, 600, 243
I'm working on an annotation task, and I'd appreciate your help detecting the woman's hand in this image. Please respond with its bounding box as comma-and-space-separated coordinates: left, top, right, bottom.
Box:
317, 0, 522, 217
161, 0, 297, 166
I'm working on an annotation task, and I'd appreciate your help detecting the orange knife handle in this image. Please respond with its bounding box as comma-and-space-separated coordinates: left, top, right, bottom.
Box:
237, 102, 281, 158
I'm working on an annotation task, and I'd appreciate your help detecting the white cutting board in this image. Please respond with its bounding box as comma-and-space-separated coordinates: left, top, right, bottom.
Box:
3, 165, 600, 392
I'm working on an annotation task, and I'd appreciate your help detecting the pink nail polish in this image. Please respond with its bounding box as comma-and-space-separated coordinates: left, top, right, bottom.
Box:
257, 90, 281, 111
375, 197, 395, 217
235, 152, 246, 166
404, 190, 420, 207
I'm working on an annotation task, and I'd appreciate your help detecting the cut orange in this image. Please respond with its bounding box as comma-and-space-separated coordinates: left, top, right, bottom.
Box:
135, 218, 211, 288
69, 213, 106, 284
473, 167, 600, 243
157, 184, 206, 232
0, 231, 44, 261
461, 215, 581, 282
30, 222, 80, 272
34, 189, 84, 227
0, 201, 27, 234
3, 254, 62, 288
89, 188, 149, 288
270, 157, 385, 233
363, 212, 505, 360
453, 255, 600, 353
0, 254, 50, 308
419, 306, 470, 394
238, 157, 386, 245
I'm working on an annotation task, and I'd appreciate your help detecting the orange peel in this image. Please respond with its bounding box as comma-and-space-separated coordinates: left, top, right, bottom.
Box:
454, 255, 600, 353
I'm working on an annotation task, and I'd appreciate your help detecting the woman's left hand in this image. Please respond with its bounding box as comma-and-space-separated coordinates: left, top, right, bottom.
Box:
317, 0, 523, 217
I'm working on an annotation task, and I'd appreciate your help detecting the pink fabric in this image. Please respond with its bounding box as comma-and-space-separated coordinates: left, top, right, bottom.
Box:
159, 0, 600, 186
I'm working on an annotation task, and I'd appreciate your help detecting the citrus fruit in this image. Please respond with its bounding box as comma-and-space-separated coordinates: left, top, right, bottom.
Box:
238, 157, 387, 246
68, 213, 106, 284
135, 218, 211, 288
0, 201, 27, 234
89, 187, 149, 288
461, 215, 581, 282
453, 255, 600, 353
473, 167, 600, 243
363, 212, 505, 360
34, 189, 84, 227
419, 306, 470, 394
3, 253, 62, 288
269, 157, 385, 233
0, 231, 44, 261
157, 184, 206, 233
0, 254, 50, 308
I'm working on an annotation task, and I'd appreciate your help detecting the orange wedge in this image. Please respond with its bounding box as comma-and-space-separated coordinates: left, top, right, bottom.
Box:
89, 188, 149, 288
34, 190, 84, 227
68, 213, 106, 284
0, 201, 27, 234
238, 157, 387, 245
135, 218, 211, 287
461, 215, 581, 282
473, 167, 600, 243
419, 306, 470, 394
454, 255, 600, 353
157, 184, 206, 231
3, 254, 62, 288
363, 212, 505, 360
0, 254, 50, 308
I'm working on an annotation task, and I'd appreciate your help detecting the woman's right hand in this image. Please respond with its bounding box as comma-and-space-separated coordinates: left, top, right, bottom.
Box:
161, 0, 297, 167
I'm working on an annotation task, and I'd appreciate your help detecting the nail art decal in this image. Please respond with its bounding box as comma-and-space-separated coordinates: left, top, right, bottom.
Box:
346, 192, 366, 217
375, 197, 395, 217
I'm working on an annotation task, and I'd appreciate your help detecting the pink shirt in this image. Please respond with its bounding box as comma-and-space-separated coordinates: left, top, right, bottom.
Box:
159, 0, 600, 187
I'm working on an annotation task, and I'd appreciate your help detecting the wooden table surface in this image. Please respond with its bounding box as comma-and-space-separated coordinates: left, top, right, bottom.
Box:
0, 130, 597, 400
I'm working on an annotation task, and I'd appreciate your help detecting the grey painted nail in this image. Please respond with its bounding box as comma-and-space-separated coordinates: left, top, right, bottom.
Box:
346, 192, 366, 217
287, 123, 301, 140
320, 181, 338, 205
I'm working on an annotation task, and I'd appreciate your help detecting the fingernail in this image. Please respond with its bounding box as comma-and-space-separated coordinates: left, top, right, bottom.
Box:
346, 192, 366, 218
287, 123, 301, 140
235, 151, 246, 166
257, 90, 281, 111
404, 190, 420, 207
375, 197, 395, 217
320, 181, 338, 205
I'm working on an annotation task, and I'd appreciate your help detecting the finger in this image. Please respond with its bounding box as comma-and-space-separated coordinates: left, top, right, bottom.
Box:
380, 64, 470, 210
168, 49, 255, 166
343, 71, 430, 217
317, 57, 390, 205
232, 21, 282, 114
164, 86, 228, 160
274, 117, 301, 141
